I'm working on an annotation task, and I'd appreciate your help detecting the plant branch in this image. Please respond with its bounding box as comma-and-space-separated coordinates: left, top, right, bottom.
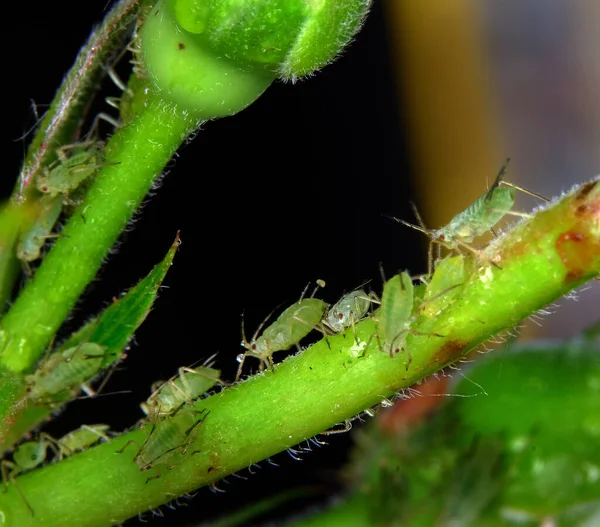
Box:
2, 177, 598, 526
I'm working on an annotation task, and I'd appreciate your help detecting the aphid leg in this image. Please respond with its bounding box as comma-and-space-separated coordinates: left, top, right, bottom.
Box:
1, 461, 35, 516
143, 410, 208, 482
321, 419, 352, 435
237, 309, 278, 380
116, 439, 141, 455
434, 238, 502, 271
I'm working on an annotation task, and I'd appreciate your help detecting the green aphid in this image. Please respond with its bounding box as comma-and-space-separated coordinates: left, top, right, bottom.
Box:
237, 297, 327, 379
323, 289, 372, 334
16, 195, 63, 262
56, 424, 110, 457
394, 159, 546, 269
377, 272, 414, 357
118, 408, 208, 482
35, 141, 103, 198
26, 343, 109, 402
421, 255, 466, 318
2, 424, 109, 515
141, 365, 221, 421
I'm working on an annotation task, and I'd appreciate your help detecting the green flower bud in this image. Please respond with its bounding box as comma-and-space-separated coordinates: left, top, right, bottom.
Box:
141, 0, 371, 119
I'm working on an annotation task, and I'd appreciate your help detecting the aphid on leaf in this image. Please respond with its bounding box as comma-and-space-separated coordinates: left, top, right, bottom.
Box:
236, 297, 327, 380
141, 364, 221, 421
117, 408, 208, 483
16, 195, 63, 263
323, 289, 372, 334
1, 424, 109, 515
26, 342, 110, 403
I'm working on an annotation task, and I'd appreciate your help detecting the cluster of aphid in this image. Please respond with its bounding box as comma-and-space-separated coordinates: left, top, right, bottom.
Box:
17, 29, 139, 267
4, 159, 548, 515
115, 357, 224, 482
2, 424, 110, 515
16, 141, 106, 266
238, 160, 548, 371
236, 282, 377, 380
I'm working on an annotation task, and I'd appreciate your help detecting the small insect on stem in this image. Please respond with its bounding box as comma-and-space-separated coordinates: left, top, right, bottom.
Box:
1, 424, 110, 515
322, 289, 373, 335
236, 296, 327, 380
391, 159, 548, 272
117, 408, 209, 483
375, 271, 450, 360
17, 140, 106, 265
376, 272, 415, 357
35, 141, 104, 198
141, 360, 221, 421
420, 255, 466, 318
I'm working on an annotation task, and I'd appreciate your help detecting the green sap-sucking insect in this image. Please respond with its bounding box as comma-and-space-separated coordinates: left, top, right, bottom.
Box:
421, 255, 466, 318
1, 424, 109, 514
141, 365, 221, 421
393, 159, 547, 269
16, 195, 63, 262
26, 343, 109, 402
35, 141, 104, 198
377, 272, 414, 357
117, 409, 208, 482
236, 297, 327, 379
323, 289, 372, 334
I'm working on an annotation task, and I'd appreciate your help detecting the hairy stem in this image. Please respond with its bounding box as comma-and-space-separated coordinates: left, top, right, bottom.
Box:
0, 95, 200, 374
2, 178, 598, 526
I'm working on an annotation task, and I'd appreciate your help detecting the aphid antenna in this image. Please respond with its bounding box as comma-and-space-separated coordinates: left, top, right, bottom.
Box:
310, 279, 326, 298
77, 389, 133, 400
14, 100, 48, 142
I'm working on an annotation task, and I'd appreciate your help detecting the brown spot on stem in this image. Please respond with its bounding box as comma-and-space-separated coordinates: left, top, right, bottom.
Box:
555, 229, 598, 284
178, 42, 185, 50
430, 339, 467, 368
575, 181, 596, 201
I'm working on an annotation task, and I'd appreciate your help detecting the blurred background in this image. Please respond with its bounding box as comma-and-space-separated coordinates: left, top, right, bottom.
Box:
3, 0, 599, 525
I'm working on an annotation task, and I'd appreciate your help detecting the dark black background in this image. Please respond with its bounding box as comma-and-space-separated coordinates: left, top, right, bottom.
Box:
4, 1, 422, 525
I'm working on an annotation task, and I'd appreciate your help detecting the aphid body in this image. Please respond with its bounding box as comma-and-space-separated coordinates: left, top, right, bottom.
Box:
54, 424, 110, 457
26, 343, 108, 402
16, 195, 63, 262
377, 272, 414, 357
120, 409, 208, 481
141, 366, 221, 420
393, 160, 545, 270
36, 142, 103, 197
421, 256, 466, 318
237, 298, 327, 377
323, 289, 371, 333
2, 424, 109, 514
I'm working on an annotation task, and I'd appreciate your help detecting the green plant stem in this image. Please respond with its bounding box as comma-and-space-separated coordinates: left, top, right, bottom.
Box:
14, 0, 146, 204
2, 178, 598, 526
0, 95, 200, 374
